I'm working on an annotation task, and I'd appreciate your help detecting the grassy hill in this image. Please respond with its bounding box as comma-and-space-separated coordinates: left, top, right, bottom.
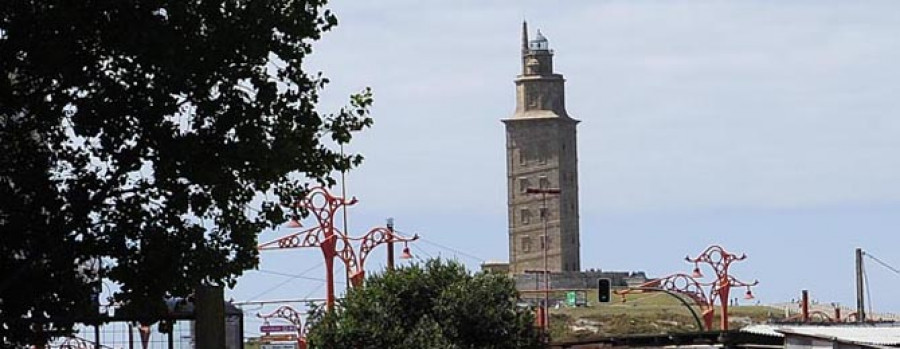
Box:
544, 288, 781, 342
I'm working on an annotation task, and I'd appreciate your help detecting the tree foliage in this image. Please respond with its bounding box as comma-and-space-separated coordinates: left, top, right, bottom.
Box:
0, 0, 371, 346
306, 259, 543, 349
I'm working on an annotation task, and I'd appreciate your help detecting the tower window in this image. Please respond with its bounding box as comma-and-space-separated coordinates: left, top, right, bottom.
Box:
538, 141, 549, 165
520, 208, 531, 225
521, 236, 532, 253
518, 177, 530, 194
539, 176, 550, 189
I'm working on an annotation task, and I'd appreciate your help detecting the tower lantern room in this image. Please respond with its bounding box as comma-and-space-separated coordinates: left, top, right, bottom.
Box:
529, 30, 550, 51
522, 26, 555, 77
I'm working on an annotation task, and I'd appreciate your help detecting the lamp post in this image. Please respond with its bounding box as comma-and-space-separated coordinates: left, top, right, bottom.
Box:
685, 245, 758, 331
525, 186, 560, 340
616, 245, 758, 331
258, 187, 418, 310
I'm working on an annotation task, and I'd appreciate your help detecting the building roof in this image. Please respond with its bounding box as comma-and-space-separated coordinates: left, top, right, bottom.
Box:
742, 324, 900, 346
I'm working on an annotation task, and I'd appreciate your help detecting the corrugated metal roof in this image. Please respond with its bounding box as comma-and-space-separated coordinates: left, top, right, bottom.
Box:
740, 324, 900, 346
741, 324, 784, 337
779, 327, 900, 346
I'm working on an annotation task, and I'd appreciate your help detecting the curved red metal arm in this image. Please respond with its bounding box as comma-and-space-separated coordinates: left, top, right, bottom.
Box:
716, 274, 759, 289
653, 273, 713, 307
257, 305, 305, 334
334, 237, 360, 283
708, 274, 759, 308
685, 245, 747, 278
616, 274, 712, 310
343, 227, 419, 286
355, 228, 419, 268
258, 227, 329, 250
615, 273, 715, 330
297, 186, 357, 230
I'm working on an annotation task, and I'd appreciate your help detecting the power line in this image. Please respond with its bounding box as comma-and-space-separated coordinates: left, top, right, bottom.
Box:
245, 262, 324, 301
865, 252, 900, 277
256, 269, 344, 284
397, 232, 484, 263
411, 243, 434, 262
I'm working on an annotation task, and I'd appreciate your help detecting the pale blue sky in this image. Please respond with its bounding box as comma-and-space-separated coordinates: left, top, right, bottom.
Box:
230, 1, 900, 334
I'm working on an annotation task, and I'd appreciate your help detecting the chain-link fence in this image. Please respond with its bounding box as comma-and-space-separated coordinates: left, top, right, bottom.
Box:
46, 320, 195, 349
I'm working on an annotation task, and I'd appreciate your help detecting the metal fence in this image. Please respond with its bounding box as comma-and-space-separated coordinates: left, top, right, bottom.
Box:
47, 320, 195, 349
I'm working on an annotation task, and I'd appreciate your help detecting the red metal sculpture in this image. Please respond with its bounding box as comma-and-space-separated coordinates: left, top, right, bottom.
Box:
617, 245, 758, 331
258, 187, 418, 310
686, 245, 758, 330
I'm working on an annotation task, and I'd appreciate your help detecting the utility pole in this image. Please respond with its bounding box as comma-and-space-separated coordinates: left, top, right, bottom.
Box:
526, 187, 560, 341
387, 218, 395, 270
856, 248, 866, 322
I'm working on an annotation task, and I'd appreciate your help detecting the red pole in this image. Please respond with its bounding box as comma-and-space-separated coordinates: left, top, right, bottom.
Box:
719, 282, 730, 330
801, 290, 809, 323
323, 235, 337, 310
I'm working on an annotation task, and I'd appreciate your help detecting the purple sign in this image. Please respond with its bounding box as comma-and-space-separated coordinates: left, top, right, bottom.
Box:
260, 325, 297, 333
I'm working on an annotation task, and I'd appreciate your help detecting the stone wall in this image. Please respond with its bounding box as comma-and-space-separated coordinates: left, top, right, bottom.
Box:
514, 270, 649, 291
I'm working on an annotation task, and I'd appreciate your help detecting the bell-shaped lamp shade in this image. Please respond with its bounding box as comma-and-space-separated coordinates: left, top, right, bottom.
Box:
400, 245, 413, 260
744, 289, 755, 300
691, 266, 703, 278
286, 218, 303, 228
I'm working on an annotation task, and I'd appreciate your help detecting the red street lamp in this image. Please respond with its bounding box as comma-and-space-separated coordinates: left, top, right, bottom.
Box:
744, 288, 755, 300
616, 245, 758, 331
400, 244, 413, 260
685, 245, 759, 331
691, 266, 703, 279
258, 187, 418, 310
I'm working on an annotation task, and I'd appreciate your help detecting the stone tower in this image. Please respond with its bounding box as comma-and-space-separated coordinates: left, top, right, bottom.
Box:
504, 23, 581, 274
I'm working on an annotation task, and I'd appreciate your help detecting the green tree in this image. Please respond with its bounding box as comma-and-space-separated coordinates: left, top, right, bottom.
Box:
306, 259, 543, 349
0, 0, 371, 346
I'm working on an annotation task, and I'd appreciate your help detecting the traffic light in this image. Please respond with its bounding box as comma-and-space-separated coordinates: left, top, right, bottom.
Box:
598, 278, 611, 303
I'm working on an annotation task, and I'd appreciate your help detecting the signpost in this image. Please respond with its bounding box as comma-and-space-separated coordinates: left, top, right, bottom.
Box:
566, 291, 576, 306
